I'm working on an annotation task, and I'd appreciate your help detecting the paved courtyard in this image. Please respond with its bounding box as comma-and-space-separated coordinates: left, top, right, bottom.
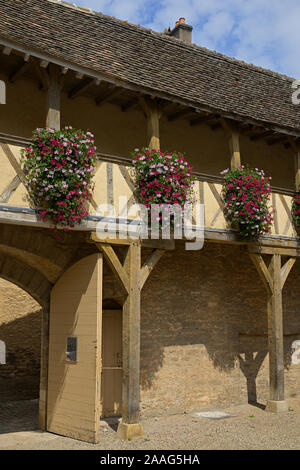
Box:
0, 397, 300, 450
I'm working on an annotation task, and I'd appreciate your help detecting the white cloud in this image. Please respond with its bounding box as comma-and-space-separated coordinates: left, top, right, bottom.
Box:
75, 0, 300, 78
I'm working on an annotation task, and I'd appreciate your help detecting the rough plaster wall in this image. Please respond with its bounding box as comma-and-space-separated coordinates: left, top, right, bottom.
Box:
0, 278, 41, 382
140, 244, 300, 416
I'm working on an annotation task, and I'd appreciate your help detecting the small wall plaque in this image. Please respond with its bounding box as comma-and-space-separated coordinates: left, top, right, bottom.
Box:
66, 336, 77, 362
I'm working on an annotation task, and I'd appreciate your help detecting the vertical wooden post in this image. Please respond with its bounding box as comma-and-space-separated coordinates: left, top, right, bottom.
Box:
95, 238, 165, 439
117, 242, 144, 439
221, 119, 241, 169
228, 131, 241, 169
266, 254, 285, 408
139, 97, 161, 151
38, 305, 50, 430
249, 250, 296, 412
147, 103, 160, 151
46, 64, 62, 130
294, 149, 300, 189
38, 63, 62, 432
288, 137, 300, 190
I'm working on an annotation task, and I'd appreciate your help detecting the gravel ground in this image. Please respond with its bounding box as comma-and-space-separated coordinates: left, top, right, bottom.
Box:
1, 398, 300, 450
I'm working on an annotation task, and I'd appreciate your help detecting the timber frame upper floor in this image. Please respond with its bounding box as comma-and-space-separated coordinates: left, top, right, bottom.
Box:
1, 0, 300, 252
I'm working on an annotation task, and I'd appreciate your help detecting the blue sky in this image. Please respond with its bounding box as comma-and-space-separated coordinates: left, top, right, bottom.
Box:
74, 0, 300, 78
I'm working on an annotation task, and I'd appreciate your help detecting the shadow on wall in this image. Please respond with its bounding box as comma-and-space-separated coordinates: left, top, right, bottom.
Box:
0, 279, 42, 401
139, 244, 300, 408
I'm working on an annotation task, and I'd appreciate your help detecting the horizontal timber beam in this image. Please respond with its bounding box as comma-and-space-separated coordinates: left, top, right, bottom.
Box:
248, 245, 300, 257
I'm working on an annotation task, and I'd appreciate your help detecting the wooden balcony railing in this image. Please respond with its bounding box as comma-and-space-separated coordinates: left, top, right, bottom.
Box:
0, 133, 298, 240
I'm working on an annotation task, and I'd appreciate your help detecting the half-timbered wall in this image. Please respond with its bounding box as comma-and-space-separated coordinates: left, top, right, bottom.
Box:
0, 70, 300, 407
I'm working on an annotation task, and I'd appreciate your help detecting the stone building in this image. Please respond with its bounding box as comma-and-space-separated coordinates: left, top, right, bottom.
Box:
0, 0, 300, 442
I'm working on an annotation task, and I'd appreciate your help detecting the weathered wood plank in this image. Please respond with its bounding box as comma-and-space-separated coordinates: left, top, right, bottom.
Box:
139, 97, 161, 151
280, 257, 296, 289
0, 143, 27, 183
46, 64, 62, 130
98, 244, 129, 293
267, 254, 285, 402
0, 175, 21, 203
119, 243, 142, 426
249, 253, 273, 294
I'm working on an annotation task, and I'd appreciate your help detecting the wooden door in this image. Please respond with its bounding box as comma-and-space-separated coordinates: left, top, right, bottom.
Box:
101, 310, 122, 417
47, 254, 103, 443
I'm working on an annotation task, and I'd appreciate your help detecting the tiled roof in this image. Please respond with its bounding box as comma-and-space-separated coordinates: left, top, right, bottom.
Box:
0, 0, 300, 133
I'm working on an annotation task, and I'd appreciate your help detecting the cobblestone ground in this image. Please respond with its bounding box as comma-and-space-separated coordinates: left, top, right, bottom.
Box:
1, 398, 300, 450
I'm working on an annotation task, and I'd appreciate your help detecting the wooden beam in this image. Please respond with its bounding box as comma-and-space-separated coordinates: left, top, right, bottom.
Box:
0, 143, 27, 183
95, 87, 123, 106
117, 243, 144, 439
32, 58, 49, 91
189, 113, 212, 126
46, 63, 63, 130
0, 175, 21, 203
40, 60, 49, 69
250, 131, 274, 141
139, 97, 161, 151
280, 257, 296, 289
140, 249, 165, 289
121, 97, 138, 112
2, 47, 12, 56
249, 251, 295, 411
221, 119, 241, 169
249, 253, 273, 295
98, 244, 129, 293
168, 108, 192, 121
68, 77, 98, 99
90, 232, 175, 250
267, 254, 285, 404
9, 60, 31, 83
288, 137, 300, 189
248, 245, 300, 257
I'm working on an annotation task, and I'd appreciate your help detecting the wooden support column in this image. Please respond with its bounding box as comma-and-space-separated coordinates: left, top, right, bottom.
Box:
249, 249, 296, 412
119, 242, 143, 438
221, 118, 241, 169
46, 63, 64, 130
139, 97, 161, 151
288, 137, 300, 190
95, 240, 165, 439
38, 305, 50, 430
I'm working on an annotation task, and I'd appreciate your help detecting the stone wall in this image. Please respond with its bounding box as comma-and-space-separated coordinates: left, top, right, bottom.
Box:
0, 278, 41, 386
140, 243, 300, 416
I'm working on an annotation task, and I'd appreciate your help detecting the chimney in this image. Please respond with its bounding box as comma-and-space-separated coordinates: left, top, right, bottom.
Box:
168, 17, 193, 43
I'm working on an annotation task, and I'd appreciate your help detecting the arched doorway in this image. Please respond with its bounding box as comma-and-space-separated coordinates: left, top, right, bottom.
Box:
0, 277, 42, 433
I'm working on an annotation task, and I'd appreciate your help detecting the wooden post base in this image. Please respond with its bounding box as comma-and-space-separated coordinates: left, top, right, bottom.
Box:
265, 400, 288, 413
117, 422, 144, 440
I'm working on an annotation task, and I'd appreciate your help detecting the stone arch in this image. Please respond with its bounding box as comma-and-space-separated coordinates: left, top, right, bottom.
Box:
0, 224, 74, 271
0, 254, 51, 308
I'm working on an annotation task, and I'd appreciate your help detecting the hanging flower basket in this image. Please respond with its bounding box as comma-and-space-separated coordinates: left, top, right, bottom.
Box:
21, 127, 96, 230
131, 148, 194, 228
292, 184, 300, 233
221, 165, 273, 240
